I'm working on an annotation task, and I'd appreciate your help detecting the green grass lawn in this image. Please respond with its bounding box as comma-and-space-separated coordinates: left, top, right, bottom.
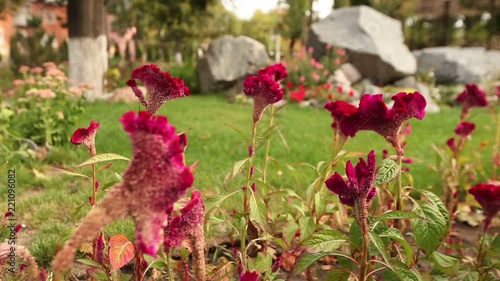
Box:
2, 94, 495, 268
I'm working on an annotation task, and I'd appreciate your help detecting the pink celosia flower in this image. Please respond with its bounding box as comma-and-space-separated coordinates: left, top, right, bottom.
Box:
259, 63, 288, 82
339, 93, 426, 153
70, 121, 100, 154
244, 70, 284, 123
324, 100, 357, 128
165, 190, 205, 248
126, 64, 190, 115
325, 150, 377, 207
240, 270, 259, 281
468, 182, 500, 231
290, 90, 306, 102
457, 83, 488, 109
52, 111, 194, 273
454, 121, 476, 137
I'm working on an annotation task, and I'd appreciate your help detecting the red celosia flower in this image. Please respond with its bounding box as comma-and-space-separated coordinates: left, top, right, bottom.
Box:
290, 90, 306, 102
286, 81, 294, 90
468, 182, 500, 230
165, 190, 205, 248
240, 270, 259, 281
454, 121, 476, 137
96, 232, 105, 263
324, 100, 357, 128
70, 121, 100, 153
52, 111, 193, 273
446, 138, 456, 151
497, 85, 500, 97
244, 71, 284, 123
456, 83, 488, 109
259, 63, 288, 82
127, 64, 190, 115
325, 150, 377, 207
339, 93, 426, 152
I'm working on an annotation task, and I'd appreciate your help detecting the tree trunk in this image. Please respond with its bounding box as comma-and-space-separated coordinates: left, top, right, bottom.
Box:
68, 0, 107, 101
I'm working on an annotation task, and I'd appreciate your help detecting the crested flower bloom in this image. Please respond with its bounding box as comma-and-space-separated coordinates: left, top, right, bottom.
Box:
325, 150, 377, 207
259, 63, 288, 82
446, 138, 456, 151
454, 121, 476, 137
165, 190, 205, 248
324, 100, 357, 128
240, 270, 259, 281
338, 93, 426, 154
244, 66, 285, 123
468, 182, 500, 231
70, 121, 100, 155
52, 111, 193, 273
126, 64, 190, 115
457, 84, 488, 120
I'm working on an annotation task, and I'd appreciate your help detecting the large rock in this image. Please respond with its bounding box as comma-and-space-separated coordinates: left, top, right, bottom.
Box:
307, 5, 416, 84
197, 35, 270, 93
414, 47, 500, 84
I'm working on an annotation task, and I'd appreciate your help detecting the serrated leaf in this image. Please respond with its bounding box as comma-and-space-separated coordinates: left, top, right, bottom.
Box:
298, 216, 315, 241
205, 190, 242, 212
253, 252, 273, 273
382, 266, 422, 281
249, 193, 268, 233
380, 228, 414, 267
430, 251, 459, 276
377, 210, 422, 221
230, 158, 249, 180
109, 234, 135, 272
369, 231, 393, 270
419, 190, 450, 229
255, 125, 278, 150
76, 153, 129, 167
375, 159, 399, 185
412, 200, 448, 255
326, 269, 351, 281
300, 229, 347, 252
52, 165, 90, 179
292, 251, 355, 275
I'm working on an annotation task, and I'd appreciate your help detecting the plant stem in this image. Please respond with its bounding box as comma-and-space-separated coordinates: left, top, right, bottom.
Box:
262, 105, 276, 183
492, 106, 500, 180
166, 249, 174, 280
135, 251, 144, 281
358, 202, 369, 281
394, 154, 403, 230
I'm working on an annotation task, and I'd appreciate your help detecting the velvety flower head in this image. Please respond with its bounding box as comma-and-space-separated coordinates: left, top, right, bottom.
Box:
127, 64, 190, 115
325, 150, 377, 207
454, 121, 476, 137
324, 100, 357, 128
70, 121, 100, 153
469, 182, 500, 230
456, 83, 488, 109
165, 190, 205, 248
339, 93, 426, 152
244, 72, 284, 123
240, 270, 259, 281
259, 63, 288, 82
52, 111, 193, 273
446, 138, 456, 151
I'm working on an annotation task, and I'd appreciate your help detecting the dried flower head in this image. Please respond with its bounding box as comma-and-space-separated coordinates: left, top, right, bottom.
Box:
127, 64, 190, 115
70, 121, 100, 154
52, 111, 193, 273
244, 65, 286, 123
339, 93, 426, 154
325, 150, 377, 207
454, 121, 476, 137
468, 182, 500, 230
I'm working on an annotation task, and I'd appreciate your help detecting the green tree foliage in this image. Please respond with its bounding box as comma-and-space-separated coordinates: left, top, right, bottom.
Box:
284, 0, 308, 50
240, 9, 281, 48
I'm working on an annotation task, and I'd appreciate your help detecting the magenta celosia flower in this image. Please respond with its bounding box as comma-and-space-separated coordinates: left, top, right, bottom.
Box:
454, 121, 476, 137
126, 64, 190, 115
259, 63, 288, 82
70, 121, 100, 154
339, 93, 426, 153
468, 182, 500, 231
244, 71, 284, 123
95, 232, 105, 263
446, 138, 456, 151
456, 83, 488, 109
325, 150, 377, 207
52, 111, 193, 273
165, 190, 205, 248
324, 100, 358, 128
240, 270, 259, 281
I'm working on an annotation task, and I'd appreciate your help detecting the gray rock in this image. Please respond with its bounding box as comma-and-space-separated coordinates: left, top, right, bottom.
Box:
197, 35, 270, 93
416, 82, 440, 113
307, 6, 416, 84
394, 76, 417, 88
359, 79, 382, 95
414, 47, 500, 83
340, 63, 362, 84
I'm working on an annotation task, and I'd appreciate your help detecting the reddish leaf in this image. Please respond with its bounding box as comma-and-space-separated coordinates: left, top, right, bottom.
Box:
108, 234, 135, 272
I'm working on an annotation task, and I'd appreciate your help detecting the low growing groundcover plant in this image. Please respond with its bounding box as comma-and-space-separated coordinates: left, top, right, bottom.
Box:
0, 62, 499, 280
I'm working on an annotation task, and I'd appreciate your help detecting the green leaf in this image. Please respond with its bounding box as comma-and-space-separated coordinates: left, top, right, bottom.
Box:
457, 271, 480, 281
489, 234, 500, 256
298, 216, 315, 241
253, 252, 273, 273
349, 220, 362, 251
76, 258, 102, 267
76, 153, 130, 167
419, 190, 450, 229
380, 228, 414, 267
108, 234, 135, 272
382, 265, 422, 281
249, 193, 268, 233
430, 251, 459, 276
292, 251, 355, 276
230, 158, 249, 180
375, 159, 399, 185
326, 269, 351, 281
205, 190, 242, 212
255, 124, 278, 150
101, 181, 119, 191
411, 200, 448, 255
52, 165, 90, 179
368, 231, 393, 270
121, 274, 133, 281
300, 229, 347, 252
376, 210, 422, 221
